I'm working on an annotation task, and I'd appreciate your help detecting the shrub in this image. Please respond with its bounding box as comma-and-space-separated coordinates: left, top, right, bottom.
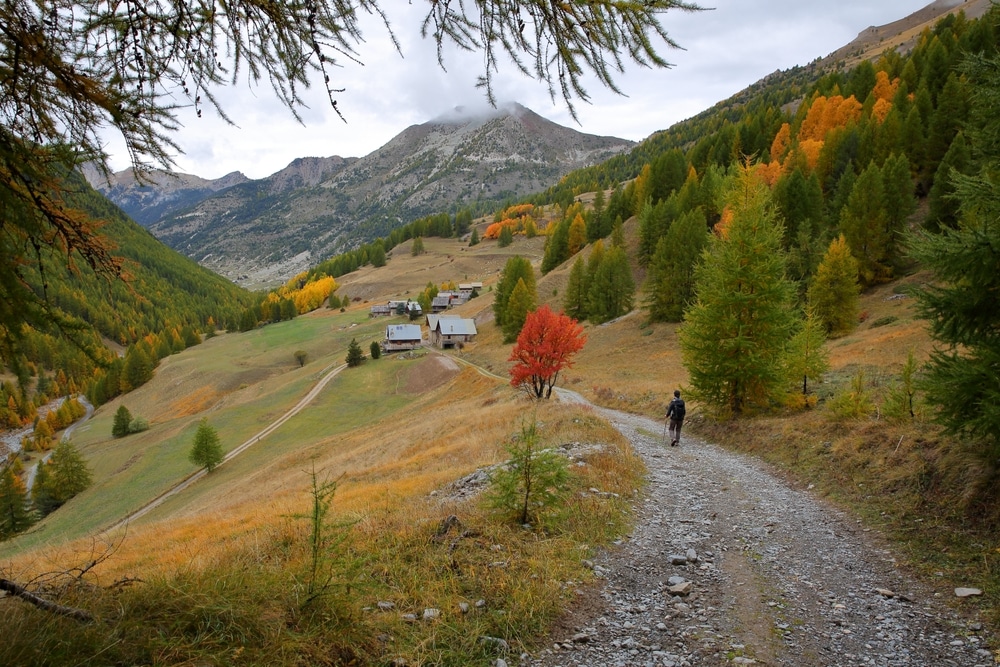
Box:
869, 315, 898, 328
369, 341, 381, 360
129, 417, 150, 433
485, 421, 570, 527
826, 370, 874, 420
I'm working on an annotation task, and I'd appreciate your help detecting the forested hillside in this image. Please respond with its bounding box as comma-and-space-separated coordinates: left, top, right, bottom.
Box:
0, 177, 254, 426
292, 6, 995, 342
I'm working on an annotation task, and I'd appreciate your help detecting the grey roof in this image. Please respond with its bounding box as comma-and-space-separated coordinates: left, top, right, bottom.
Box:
386, 324, 422, 341
436, 318, 477, 336
426, 313, 461, 330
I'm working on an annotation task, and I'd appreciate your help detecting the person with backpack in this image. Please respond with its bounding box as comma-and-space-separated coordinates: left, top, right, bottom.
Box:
666, 389, 686, 446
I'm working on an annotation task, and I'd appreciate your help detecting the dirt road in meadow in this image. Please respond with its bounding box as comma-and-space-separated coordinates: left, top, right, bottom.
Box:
525, 397, 992, 667
103, 363, 346, 533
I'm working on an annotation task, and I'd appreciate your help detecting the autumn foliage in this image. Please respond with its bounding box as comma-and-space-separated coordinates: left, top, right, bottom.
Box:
485, 203, 538, 239
509, 306, 586, 399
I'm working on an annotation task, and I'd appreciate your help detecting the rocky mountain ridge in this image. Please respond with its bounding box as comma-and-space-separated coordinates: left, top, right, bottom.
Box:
92, 103, 633, 288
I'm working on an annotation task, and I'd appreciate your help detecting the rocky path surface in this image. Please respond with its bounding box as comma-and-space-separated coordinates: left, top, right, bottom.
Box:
526, 407, 992, 667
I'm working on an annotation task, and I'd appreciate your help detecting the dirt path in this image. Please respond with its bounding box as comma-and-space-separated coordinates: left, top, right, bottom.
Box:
527, 399, 991, 667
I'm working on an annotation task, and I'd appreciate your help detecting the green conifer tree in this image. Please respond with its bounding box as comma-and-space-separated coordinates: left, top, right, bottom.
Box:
540, 217, 570, 274
926, 132, 970, 231
910, 52, 1000, 452
112, 405, 133, 438
840, 161, 891, 285
643, 208, 708, 323
345, 338, 365, 367
785, 310, 830, 404
588, 246, 634, 324
502, 278, 536, 343
0, 468, 33, 538
563, 256, 589, 321
31, 461, 59, 517
47, 440, 93, 505
881, 152, 917, 266
189, 419, 224, 473
679, 163, 800, 416
493, 256, 536, 334
807, 235, 861, 338
411, 236, 425, 256
498, 224, 514, 248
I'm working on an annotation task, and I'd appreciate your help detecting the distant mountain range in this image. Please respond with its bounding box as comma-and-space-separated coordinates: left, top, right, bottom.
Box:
88, 103, 633, 288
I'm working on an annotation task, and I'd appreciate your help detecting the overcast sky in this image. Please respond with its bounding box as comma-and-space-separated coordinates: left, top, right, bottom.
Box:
106, 0, 936, 180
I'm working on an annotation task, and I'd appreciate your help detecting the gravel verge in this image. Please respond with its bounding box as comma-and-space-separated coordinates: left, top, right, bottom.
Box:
524, 407, 992, 667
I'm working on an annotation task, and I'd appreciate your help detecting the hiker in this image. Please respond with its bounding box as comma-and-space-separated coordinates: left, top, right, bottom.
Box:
666, 390, 686, 446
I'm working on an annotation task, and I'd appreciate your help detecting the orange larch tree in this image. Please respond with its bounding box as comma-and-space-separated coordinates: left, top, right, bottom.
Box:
508, 305, 587, 399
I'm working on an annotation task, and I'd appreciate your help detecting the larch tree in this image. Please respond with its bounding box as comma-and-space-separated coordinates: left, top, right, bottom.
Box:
679, 162, 800, 416
840, 161, 892, 286
509, 306, 587, 399
926, 132, 971, 231
189, 419, 224, 473
0, 468, 33, 539
541, 217, 571, 274
345, 338, 365, 367
807, 235, 861, 338
46, 441, 93, 505
494, 256, 536, 336
503, 278, 537, 343
112, 405, 133, 438
785, 310, 830, 404
643, 208, 708, 323
910, 52, 1000, 452
587, 246, 635, 324
563, 256, 590, 321
567, 213, 588, 255
498, 225, 515, 248
411, 236, 425, 256
0, 0, 702, 374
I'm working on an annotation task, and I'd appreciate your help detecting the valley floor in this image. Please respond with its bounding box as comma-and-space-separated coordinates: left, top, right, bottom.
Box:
526, 404, 991, 667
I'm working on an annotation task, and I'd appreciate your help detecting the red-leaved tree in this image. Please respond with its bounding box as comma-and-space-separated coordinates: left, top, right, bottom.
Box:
509, 305, 587, 399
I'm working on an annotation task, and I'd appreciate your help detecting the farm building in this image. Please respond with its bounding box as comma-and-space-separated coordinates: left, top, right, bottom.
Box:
458, 282, 483, 297
383, 324, 423, 352
431, 318, 477, 349
425, 313, 460, 331
371, 300, 422, 318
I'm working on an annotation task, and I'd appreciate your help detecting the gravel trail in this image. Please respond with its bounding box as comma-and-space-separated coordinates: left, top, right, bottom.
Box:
526, 407, 991, 667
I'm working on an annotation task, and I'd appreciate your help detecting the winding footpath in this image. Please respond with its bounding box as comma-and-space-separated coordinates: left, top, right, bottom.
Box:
526, 398, 992, 667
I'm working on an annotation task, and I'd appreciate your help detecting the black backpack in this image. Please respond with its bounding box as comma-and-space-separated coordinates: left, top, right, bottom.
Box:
671, 398, 686, 421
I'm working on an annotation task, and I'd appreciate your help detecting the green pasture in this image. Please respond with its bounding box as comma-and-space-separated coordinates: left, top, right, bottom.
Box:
0, 309, 409, 555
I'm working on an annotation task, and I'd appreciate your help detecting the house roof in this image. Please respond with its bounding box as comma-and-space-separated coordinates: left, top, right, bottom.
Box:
426, 313, 460, 330
386, 324, 422, 341
436, 318, 477, 336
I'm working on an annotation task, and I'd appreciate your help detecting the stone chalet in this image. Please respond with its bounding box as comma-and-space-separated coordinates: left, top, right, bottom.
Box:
431, 290, 470, 313
382, 324, 423, 352
432, 318, 477, 349
458, 282, 483, 297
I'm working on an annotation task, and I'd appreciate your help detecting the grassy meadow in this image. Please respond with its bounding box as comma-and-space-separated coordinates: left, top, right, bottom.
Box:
2, 214, 999, 663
